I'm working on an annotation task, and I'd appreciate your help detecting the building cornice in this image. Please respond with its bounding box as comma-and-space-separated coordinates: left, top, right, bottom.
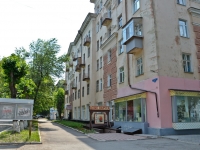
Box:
188, 7, 200, 18
74, 13, 97, 45
100, 32, 118, 50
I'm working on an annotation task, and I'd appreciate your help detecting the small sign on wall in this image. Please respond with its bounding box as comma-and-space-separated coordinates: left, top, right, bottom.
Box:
94, 113, 104, 124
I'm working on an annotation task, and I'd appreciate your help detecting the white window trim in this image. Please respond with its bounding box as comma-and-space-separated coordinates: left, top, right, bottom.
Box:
119, 39, 124, 54
179, 19, 189, 38
108, 50, 111, 63
136, 57, 143, 76
100, 57, 103, 68
100, 78, 103, 91
182, 53, 192, 73
177, 0, 186, 5
107, 75, 112, 87
133, 0, 140, 13
119, 67, 124, 83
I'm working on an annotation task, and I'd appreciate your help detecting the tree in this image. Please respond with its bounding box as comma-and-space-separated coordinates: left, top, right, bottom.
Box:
1, 54, 28, 98
15, 38, 68, 113
54, 88, 65, 119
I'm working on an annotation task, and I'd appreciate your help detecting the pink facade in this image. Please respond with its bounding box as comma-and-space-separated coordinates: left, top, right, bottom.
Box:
117, 76, 200, 129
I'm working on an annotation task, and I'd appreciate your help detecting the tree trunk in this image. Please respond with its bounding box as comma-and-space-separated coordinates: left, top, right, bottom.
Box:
9, 71, 16, 98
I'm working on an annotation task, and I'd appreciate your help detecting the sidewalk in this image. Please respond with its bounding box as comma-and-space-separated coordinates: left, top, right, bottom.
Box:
0, 119, 199, 150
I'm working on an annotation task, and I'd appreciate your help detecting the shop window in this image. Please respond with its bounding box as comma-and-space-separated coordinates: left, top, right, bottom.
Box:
172, 96, 200, 123
115, 101, 126, 121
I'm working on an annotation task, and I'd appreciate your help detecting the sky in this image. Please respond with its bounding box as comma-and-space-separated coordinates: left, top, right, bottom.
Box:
0, 0, 94, 58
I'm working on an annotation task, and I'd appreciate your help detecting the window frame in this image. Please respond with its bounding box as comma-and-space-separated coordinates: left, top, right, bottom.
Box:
133, 0, 140, 13
108, 50, 111, 63
119, 39, 124, 54
96, 80, 99, 92
118, 15, 123, 29
179, 19, 189, 38
177, 0, 186, 6
100, 78, 103, 91
107, 75, 112, 87
182, 53, 192, 73
136, 57, 143, 76
119, 67, 125, 83
100, 56, 103, 68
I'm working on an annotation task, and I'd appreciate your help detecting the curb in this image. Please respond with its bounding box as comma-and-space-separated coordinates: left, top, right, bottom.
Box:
160, 136, 200, 145
0, 122, 42, 145
53, 122, 85, 134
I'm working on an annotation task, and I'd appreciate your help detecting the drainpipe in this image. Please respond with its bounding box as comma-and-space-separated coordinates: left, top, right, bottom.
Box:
78, 30, 82, 120
124, 0, 159, 118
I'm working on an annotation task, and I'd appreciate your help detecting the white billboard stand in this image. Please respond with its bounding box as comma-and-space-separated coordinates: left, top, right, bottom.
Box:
0, 98, 34, 133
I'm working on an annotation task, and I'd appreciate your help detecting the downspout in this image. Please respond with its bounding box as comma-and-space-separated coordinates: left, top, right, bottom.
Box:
78, 30, 82, 120
124, 0, 159, 118
127, 55, 159, 117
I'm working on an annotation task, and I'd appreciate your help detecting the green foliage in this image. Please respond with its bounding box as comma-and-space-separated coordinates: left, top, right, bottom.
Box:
1, 54, 28, 98
54, 88, 65, 119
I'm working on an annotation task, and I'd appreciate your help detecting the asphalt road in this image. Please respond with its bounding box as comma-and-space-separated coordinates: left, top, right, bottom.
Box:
0, 119, 199, 150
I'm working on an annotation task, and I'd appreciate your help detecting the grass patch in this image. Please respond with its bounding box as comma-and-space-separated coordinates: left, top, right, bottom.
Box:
0, 121, 40, 143
54, 120, 95, 134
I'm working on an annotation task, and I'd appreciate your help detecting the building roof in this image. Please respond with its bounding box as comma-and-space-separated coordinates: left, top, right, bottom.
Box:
67, 13, 97, 55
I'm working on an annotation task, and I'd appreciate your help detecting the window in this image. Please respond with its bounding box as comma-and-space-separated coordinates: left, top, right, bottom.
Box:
88, 47, 90, 57
179, 20, 188, 37
172, 95, 200, 123
96, 5, 99, 14
82, 87, 84, 97
136, 57, 143, 76
97, 40, 99, 51
177, 0, 186, 5
97, 59, 99, 70
96, 80, 99, 92
87, 84, 89, 95
119, 67, 124, 83
108, 28, 111, 37
100, 56, 103, 68
123, 20, 142, 43
100, 0, 103, 11
88, 31, 90, 37
119, 39, 124, 54
107, 75, 112, 87
78, 89, 80, 98
118, 15, 122, 28
100, 78, 103, 91
75, 91, 77, 100
108, 50, 111, 63
100, 37, 102, 46
118, 0, 122, 5
133, 0, 140, 13
182, 53, 192, 72
79, 73, 81, 82
108, 7, 111, 18
96, 22, 99, 33
73, 93, 74, 101
100, 17, 102, 28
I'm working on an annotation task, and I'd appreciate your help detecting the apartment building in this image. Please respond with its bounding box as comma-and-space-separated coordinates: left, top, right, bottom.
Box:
64, 0, 200, 135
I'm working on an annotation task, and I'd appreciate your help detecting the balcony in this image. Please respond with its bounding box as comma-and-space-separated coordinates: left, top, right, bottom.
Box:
73, 53, 78, 61
123, 17, 143, 54
65, 90, 68, 95
77, 57, 85, 68
71, 82, 77, 90
75, 64, 81, 72
102, 12, 112, 27
66, 67, 69, 72
83, 36, 91, 47
83, 73, 90, 82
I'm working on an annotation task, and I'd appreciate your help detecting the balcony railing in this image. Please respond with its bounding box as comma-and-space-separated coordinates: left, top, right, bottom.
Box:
102, 12, 112, 27
71, 82, 77, 90
73, 53, 78, 61
65, 90, 68, 95
77, 57, 85, 68
83, 36, 91, 47
83, 73, 90, 82
66, 67, 69, 72
75, 64, 81, 72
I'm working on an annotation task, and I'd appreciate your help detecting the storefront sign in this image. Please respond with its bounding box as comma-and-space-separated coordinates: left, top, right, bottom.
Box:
94, 113, 104, 124
115, 93, 146, 103
170, 90, 200, 97
90, 106, 110, 110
